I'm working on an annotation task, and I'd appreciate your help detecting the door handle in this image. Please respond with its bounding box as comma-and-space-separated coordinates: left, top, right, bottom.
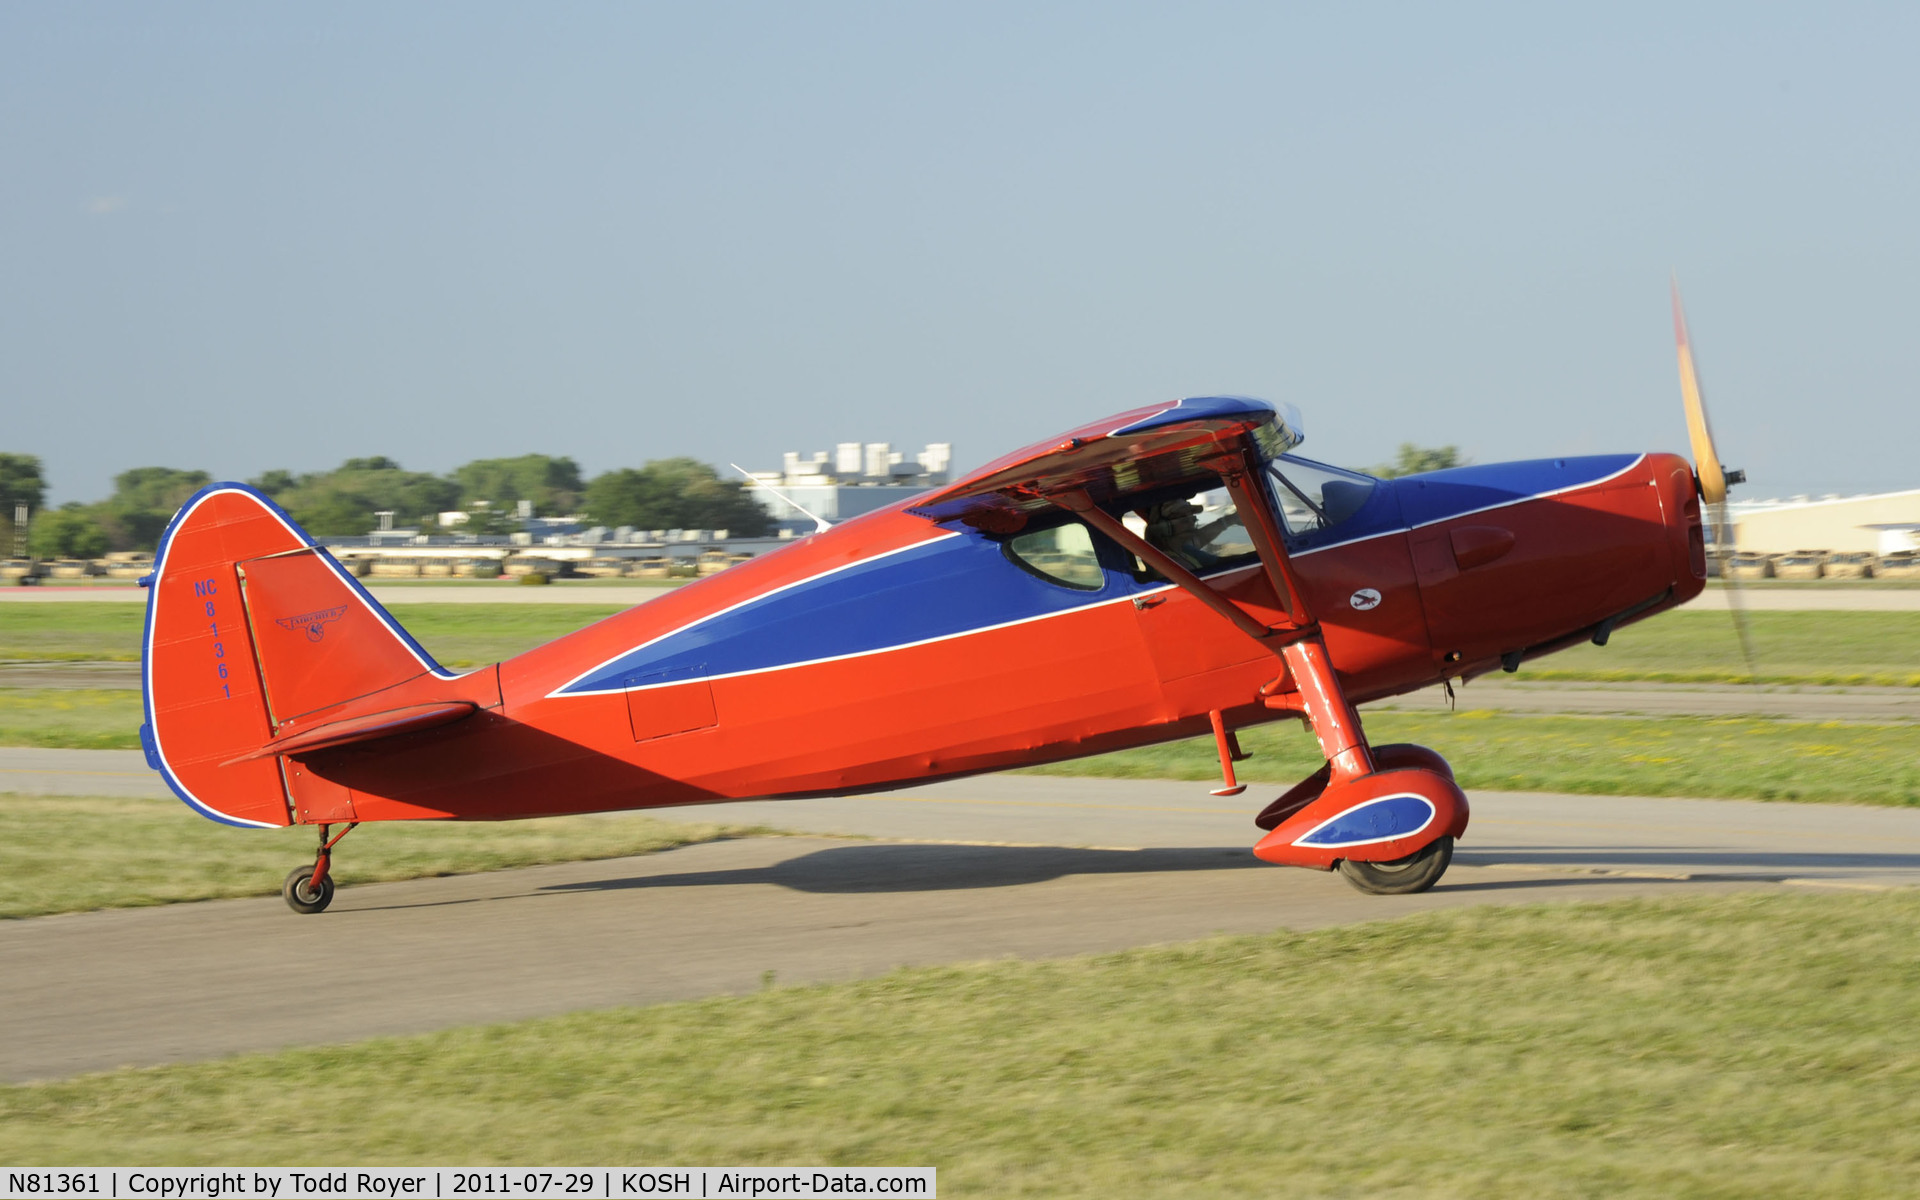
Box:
1133, 594, 1167, 610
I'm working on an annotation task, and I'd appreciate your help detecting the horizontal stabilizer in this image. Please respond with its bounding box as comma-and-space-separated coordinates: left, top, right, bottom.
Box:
222, 701, 478, 765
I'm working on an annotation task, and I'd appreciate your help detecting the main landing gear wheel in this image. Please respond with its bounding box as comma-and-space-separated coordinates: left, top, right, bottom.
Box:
283, 864, 335, 914
1337, 836, 1453, 896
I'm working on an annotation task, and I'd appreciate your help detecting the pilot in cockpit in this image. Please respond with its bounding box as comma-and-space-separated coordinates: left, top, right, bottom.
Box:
1139, 498, 1239, 572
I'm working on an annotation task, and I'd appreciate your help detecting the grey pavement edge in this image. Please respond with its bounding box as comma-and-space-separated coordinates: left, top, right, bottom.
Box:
7, 765, 1920, 1081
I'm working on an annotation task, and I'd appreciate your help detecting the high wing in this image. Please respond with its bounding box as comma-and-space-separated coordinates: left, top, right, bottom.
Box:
907, 395, 1302, 530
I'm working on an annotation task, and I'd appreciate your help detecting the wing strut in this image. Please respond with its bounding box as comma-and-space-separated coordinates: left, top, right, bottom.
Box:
1211, 451, 1312, 627
1055, 491, 1275, 642
1049, 441, 1377, 784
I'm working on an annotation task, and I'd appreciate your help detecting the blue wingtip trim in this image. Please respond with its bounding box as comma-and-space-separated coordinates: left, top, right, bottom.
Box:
1110, 395, 1276, 437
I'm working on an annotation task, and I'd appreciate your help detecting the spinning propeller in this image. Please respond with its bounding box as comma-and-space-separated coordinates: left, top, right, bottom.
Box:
1672, 278, 1758, 680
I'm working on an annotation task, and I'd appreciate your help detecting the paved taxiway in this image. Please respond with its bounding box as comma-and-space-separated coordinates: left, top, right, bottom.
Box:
6, 761, 1920, 1082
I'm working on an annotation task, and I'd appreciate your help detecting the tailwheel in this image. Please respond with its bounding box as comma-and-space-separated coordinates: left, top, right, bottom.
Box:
282, 864, 335, 914
1337, 836, 1453, 895
283, 821, 357, 914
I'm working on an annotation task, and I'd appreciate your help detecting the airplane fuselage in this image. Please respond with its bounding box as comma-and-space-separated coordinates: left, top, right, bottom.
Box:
301, 450, 1704, 822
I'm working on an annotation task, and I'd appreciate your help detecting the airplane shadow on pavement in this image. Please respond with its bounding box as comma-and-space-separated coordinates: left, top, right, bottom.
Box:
539, 840, 1920, 899
544, 842, 1267, 894
1456, 847, 1920, 873
538, 840, 1870, 898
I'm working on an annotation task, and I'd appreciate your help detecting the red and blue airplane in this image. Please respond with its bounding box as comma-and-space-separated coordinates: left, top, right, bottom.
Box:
140, 294, 1735, 912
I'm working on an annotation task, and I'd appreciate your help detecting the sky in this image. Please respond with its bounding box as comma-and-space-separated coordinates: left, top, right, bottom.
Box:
4, 2, 1916, 506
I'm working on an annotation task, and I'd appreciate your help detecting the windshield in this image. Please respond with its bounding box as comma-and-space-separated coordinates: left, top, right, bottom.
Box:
1267, 456, 1377, 536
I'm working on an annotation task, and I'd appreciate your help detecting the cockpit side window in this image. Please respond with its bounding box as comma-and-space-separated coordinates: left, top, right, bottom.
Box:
1003, 520, 1106, 591
1267, 456, 1377, 537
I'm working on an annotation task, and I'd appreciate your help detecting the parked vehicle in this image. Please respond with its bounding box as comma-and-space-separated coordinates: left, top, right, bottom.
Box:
1877, 552, 1920, 580
101, 551, 155, 579
1725, 553, 1775, 580
628, 556, 675, 578
1825, 551, 1874, 579
1773, 550, 1828, 580
505, 556, 565, 578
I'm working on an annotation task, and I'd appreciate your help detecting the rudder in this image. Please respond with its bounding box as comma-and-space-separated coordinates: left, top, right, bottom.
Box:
142, 484, 449, 827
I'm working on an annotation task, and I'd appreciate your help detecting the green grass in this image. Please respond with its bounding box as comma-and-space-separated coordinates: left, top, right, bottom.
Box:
0, 793, 770, 918
6, 890, 1920, 1196
1023, 711, 1920, 806
3, 687, 1916, 805
5, 604, 1917, 685
0, 603, 148, 661
0, 603, 627, 666
1531, 609, 1920, 687
0, 689, 141, 748
379, 603, 627, 667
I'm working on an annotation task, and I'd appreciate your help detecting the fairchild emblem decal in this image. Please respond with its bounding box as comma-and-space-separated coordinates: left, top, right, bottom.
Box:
1349, 588, 1382, 611
277, 606, 348, 642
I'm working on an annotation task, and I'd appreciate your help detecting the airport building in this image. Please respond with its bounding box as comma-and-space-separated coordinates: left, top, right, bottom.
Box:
742, 441, 953, 530
1729, 489, 1920, 555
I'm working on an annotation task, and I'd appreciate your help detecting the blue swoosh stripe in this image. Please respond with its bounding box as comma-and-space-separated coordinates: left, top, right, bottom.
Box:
558, 452, 1648, 695
559, 533, 1123, 694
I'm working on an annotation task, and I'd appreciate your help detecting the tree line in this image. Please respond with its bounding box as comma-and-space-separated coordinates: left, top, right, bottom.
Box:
0, 444, 1467, 560
1370, 443, 1465, 478
0, 452, 771, 559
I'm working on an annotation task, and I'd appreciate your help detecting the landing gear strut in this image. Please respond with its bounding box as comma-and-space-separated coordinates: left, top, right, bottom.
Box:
283, 822, 357, 914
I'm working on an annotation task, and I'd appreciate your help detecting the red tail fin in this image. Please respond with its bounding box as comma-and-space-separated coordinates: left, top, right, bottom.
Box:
141, 484, 454, 827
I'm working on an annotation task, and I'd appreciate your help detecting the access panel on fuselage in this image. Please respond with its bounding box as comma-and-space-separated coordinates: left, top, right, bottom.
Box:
628, 679, 718, 741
